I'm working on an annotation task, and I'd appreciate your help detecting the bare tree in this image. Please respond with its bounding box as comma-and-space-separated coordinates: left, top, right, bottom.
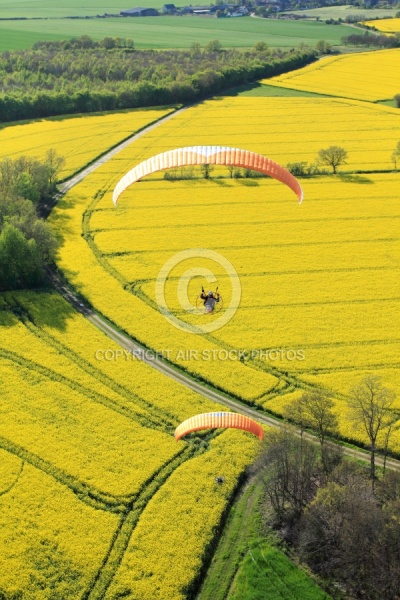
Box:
259, 426, 318, 526
298, 390, 339, 476
299, 478, 384, 597
382, 417, 398, 474
317, 145, 348, 174
348, 375, 396, 484
283, 396, 309, 439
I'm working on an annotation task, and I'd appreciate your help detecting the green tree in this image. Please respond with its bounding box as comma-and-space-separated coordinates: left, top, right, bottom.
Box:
391, 140, 400, 169
45, 149, 65, 186
12, 172, 40, 204
205, 39, 222, 53
255, 6, 267, 16
190, 42, 201, 56
227, 165, 235, 178
100, 37, 116, 50
286, 161, 308, 177
0, 224, 43, 290
200, 163, 214, 179
315, 40, 332, 55
0, 154, 61, 290
317, 145, 348, 174
254, 41, 268, 52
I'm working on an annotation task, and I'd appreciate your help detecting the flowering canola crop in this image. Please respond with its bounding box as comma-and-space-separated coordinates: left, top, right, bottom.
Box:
363, 18, 400, 33
105, 431, 258, 600
50, 95, 400, 455
0, 291, 256, 597
263, 49, 400, 101
0, 107, 173, 179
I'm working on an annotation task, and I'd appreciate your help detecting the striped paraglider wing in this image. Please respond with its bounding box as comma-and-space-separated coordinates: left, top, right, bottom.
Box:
174, 412, 264, 441
112, 146, 303, 206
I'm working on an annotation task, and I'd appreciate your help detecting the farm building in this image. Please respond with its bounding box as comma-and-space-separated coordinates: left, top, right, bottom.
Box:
162, 3, 177, 12
210, 4, 235, 12
189, 5, 211, 13
120, 7, 159, 16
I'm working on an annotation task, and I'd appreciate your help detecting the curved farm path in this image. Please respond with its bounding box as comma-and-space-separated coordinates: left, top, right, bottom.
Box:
49, 106, 400, 473
59, 108, 184, 194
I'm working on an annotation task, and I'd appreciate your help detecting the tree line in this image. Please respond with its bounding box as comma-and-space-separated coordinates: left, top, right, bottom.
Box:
0, 37, 317, 122
287, 140, 400, 176
258, 375, 400, 600
342, 31, 400, 49
0, 152, 63, 290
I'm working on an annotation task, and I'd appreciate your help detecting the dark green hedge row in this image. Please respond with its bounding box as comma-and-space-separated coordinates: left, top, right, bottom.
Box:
0, 47, 317, 122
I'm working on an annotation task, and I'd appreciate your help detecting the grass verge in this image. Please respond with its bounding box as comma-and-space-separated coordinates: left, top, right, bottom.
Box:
225, 82, 330, 98
197, 475, 331, 599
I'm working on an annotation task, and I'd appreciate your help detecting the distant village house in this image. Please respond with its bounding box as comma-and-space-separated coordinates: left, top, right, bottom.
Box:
120, 3, 247, 17
120, 7, 159, 16
162, 3, 177, 13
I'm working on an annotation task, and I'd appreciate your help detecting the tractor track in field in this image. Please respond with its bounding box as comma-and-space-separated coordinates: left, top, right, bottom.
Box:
7, 294, 177, 429
38, 105, 400, 598
47, 106, 400, 474
44, 271, 400, 474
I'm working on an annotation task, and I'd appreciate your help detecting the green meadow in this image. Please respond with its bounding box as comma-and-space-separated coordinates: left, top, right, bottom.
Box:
283, 5, 399, 19
198, 480, 331, 600
0, 0, 137, 18
0, 16, 352, 51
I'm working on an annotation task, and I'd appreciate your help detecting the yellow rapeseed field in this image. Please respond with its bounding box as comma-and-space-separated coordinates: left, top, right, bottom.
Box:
102, 174, 400, 389
0, 291, 258, 597
0, 107, 173, 179
51, 95, 400, 454
4, 52, 400, 597
262, 49, 400, 101
364, 18, 400, 32
105, 431, 258, 600
0, 463, 118, 598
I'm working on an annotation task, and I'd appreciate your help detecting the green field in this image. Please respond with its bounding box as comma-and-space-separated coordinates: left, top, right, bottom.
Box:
0, 0, 149, 17
1, 0, 393, 19
0, 28, 67, 50
198, 479, 330, 600
282, 5, 399, 20
231, 82, 329, 97
0, 16, 352, 51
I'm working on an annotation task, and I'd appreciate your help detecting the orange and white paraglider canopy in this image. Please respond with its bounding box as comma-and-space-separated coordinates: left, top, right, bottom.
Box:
174, 411, 264, 441
112, 146, 303, 205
